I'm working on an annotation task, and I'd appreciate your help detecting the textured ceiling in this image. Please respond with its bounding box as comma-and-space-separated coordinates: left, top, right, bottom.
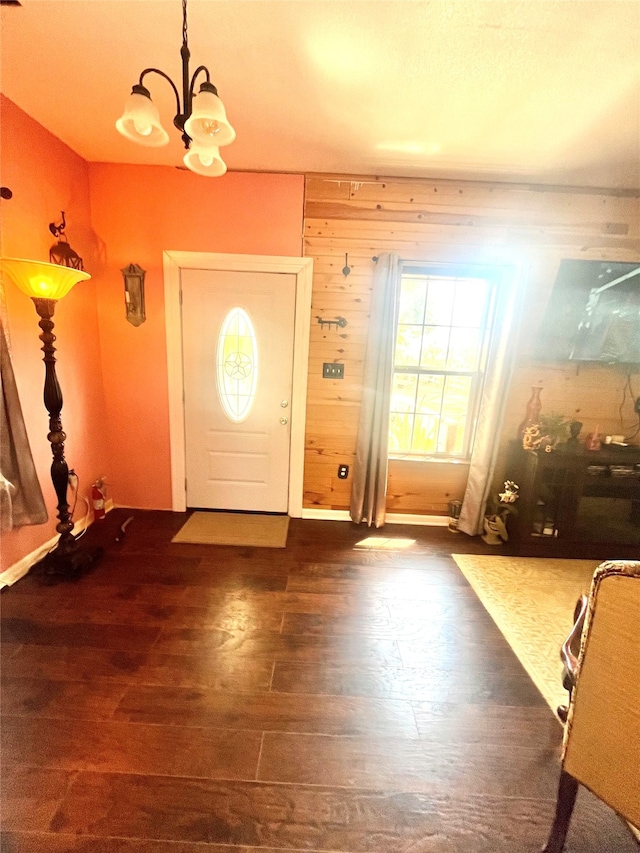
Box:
2, 0, 639, 187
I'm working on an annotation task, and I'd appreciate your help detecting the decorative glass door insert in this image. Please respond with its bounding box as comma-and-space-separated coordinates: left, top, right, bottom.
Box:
216, 307, 258, 423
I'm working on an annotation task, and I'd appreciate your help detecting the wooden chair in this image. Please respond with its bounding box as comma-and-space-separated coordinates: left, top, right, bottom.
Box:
542, 560, 640, 853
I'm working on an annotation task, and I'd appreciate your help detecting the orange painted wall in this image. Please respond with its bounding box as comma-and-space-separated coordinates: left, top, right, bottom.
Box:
0, 95, 108, 571
88, 164, 304, 510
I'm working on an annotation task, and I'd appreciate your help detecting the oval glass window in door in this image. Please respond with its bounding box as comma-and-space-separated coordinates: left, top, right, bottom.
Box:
216, 307, 259, 423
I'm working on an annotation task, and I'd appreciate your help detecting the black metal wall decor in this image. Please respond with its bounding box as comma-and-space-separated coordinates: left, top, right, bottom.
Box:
316, 316, 348, 331
121, 263, 147, 327
49, 212, 84, 270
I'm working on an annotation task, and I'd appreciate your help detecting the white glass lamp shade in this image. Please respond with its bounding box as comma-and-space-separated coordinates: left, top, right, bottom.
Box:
116, 88, 170, 147
184, 85, 236, 148
183, 144, 227, 177
0, 258, 90, 301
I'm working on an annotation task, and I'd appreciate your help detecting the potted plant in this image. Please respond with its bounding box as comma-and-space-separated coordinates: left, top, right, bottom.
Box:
522, 412, 569, 452
482, 480, 520, 545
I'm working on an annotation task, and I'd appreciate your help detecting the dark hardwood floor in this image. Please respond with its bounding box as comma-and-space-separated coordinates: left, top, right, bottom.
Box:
1, 510, 637, 852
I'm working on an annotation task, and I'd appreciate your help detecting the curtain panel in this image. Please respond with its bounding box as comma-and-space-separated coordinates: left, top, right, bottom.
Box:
350, 253, 401, 527
0, 320, 48, 531
458, 268, 521, 535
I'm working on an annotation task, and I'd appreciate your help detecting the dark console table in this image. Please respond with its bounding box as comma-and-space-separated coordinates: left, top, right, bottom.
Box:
506, 442, 640, 555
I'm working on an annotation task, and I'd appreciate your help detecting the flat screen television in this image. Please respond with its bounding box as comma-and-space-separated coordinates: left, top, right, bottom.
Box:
534, 260, 640, 364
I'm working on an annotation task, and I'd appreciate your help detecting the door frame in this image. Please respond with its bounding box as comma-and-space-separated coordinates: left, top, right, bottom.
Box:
163, 251, 313, 515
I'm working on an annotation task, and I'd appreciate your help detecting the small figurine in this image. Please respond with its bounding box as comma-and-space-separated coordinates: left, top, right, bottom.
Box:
585, 427, 602, 451
566, 421, 582, 449
522, 423, 542, 450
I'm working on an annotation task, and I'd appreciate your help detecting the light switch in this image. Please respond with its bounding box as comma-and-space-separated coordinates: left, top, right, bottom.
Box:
323, 363, 344, 379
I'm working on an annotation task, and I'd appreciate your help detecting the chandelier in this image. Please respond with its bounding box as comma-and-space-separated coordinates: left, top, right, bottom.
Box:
116, 0, 235, 177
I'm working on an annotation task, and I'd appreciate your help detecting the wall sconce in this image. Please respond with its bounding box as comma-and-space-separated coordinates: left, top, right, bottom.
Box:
121, 263, 146, 327
0, 257, 100, 576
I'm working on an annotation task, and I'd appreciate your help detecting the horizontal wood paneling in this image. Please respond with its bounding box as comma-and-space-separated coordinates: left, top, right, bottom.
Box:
303, 173, 640, 514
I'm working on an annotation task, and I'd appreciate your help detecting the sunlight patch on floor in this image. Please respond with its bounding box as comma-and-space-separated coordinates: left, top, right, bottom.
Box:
354, 537, 416, 551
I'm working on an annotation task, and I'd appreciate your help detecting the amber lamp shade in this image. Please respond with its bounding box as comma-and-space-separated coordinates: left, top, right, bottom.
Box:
0, 257, 90, 301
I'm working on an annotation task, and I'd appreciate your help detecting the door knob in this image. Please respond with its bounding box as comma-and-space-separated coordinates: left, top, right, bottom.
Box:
280, 416, 289, 425
280, 400, 289, 408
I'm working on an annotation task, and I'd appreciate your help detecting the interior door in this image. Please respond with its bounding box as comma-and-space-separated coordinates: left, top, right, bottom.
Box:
181, 268, 296, 512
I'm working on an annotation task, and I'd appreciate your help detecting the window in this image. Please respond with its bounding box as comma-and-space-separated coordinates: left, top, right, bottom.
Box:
389, 265, 497, 460
216, 307, 258, 423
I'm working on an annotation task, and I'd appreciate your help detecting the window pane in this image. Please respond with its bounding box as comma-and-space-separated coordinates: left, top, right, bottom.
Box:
216, 307, 258, 423
395, 324, 422, 366
420, 326, 450, 369
416, 374, 444, 414
425, 278, 454, 326
389, 412, 414, 453
398, 277, 427, 324
447, 327, 481, 371
452, 278, 488, 327
439, 375, 472, 453
390, 372, 418, 413
412, 414, 439, 454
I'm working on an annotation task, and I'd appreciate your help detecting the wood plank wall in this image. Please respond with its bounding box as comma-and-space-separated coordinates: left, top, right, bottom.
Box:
303, 174, 640, 515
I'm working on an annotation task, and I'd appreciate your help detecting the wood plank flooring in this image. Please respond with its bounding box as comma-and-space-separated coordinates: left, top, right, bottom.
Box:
1, 510, 637, 852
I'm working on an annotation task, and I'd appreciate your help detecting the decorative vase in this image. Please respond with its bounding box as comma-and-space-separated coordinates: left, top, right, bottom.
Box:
517, 386, 543, 438
481, 515, 508, 545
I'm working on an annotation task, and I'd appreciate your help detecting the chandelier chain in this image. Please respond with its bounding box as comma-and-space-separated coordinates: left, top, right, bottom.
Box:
182, 0, 188, 49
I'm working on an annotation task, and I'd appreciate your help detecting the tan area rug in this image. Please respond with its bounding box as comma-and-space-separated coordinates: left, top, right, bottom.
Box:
451, 554, 600, 715
172, 512, 290, 547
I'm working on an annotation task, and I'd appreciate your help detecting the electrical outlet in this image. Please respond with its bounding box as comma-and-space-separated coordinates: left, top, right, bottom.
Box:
323, 362, 344, 379
337, 464, 349, 479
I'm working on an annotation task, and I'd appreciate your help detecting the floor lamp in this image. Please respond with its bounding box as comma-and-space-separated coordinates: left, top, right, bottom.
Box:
1, 257, 100, 575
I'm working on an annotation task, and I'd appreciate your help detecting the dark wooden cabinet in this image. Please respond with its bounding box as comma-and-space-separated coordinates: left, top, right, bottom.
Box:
506, 442, 640, 554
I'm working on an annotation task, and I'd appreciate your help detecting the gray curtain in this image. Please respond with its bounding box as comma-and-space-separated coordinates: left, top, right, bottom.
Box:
0, 320, 48, 531
457, 269, 521, 535
350, 252, 400, 527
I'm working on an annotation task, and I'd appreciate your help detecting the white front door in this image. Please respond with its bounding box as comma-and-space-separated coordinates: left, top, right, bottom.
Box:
181, 268, 296, 512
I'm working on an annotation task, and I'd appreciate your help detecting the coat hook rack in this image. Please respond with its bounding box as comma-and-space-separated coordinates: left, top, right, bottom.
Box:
342, 253, 351, 277
316, 316, 348, 331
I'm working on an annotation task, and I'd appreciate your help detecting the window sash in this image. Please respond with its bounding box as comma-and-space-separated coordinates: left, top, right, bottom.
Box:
390, 266, 497, 461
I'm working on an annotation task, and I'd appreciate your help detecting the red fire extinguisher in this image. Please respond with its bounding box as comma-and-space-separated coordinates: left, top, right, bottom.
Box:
92, 478, 106, 520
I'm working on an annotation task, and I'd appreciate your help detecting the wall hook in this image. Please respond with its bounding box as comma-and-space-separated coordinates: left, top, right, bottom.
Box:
342, 253, 351, 277
316, 316, 348, 331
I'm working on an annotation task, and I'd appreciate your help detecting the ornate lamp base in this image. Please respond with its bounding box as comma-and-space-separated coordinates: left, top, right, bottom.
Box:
30, 297, 106, 579
39, 543, 104, 577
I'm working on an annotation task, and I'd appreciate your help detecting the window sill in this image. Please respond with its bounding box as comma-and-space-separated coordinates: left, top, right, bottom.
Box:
389, 455, 471, 465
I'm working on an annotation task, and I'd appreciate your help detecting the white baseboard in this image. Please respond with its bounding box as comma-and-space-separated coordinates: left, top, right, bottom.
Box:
300, 508, 448, 526
0, 499, 114, 589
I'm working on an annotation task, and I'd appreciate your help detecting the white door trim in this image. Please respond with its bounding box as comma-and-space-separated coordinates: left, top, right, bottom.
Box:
163, 251, 313, 516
